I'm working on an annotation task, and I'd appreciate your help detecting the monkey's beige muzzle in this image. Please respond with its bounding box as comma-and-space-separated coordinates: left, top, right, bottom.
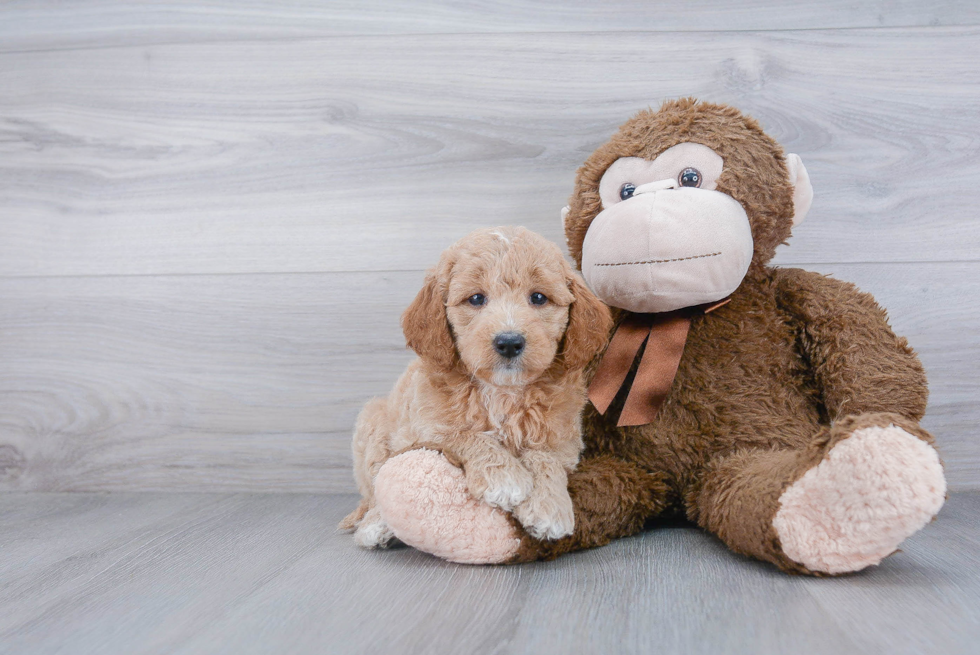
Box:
580, 183, 753, 313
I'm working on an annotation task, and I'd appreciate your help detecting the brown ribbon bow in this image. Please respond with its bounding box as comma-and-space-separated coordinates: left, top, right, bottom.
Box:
588, 298, 730, 427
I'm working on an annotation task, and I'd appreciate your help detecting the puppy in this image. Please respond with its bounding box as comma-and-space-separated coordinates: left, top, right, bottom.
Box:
339, 226, 612, 548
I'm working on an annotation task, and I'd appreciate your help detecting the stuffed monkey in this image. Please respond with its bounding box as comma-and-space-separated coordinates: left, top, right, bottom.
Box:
371, 99, 946, 575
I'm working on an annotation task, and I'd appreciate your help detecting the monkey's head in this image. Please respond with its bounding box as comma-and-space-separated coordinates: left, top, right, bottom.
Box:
563, 98, 813, 313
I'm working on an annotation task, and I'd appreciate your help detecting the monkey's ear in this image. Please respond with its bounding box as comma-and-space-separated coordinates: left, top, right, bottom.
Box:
785, 153, 813, 226
401, 270, 457, 371
560, 273, 613, 373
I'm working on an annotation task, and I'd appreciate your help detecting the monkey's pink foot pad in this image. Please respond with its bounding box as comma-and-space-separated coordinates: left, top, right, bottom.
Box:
773, 425, 946, 574
374, 449, 521, 564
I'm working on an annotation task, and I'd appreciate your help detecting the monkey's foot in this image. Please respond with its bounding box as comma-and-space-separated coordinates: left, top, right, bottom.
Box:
773, 424, 946, 574
374, 449, 521, 564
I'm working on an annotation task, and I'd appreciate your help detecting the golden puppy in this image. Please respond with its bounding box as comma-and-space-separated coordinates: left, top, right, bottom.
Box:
340, 226, 611, 548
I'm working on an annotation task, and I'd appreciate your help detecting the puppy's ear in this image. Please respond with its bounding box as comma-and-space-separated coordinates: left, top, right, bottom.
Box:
401, 268, 457, 370
560, 273, 613, 372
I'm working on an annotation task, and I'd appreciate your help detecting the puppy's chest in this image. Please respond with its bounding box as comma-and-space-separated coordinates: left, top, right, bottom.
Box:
474, 386, 533, 448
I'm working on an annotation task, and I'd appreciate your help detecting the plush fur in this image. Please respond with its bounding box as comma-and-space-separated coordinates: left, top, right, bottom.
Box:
375, 449, 521, 564
772, 423, 945, 574
339, 226, 612, 545
371, 99, 947, 574
517, 100, 947, 572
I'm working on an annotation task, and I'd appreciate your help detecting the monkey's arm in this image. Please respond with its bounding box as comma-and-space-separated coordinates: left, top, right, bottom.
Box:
508, 454, 670, 562
773, 267, 928, 422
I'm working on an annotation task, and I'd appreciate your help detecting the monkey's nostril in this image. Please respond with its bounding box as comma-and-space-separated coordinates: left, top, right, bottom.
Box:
493, 332, 525, 359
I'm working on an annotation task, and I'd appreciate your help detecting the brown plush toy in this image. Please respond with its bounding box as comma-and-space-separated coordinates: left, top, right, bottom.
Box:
371, 99, 947, 575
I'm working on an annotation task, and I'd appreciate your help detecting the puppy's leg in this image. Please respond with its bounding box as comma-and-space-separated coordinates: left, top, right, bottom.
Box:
453, 432, 533, 511
338, 499, 370, 532
340, 397, 393, 531
353, 504, 397, 549
352, 398, 393, 497
513, 450, 575, 540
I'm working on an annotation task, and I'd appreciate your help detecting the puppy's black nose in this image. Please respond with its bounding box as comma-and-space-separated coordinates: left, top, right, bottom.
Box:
493, 332, 526, 359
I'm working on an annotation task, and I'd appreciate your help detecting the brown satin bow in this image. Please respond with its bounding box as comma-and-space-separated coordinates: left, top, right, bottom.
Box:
588, 298, 730, 427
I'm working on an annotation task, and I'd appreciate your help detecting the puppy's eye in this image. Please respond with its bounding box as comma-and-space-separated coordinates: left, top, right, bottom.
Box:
467, 293, 486, 307
619, 183, 636, 201
679, 167, 702, 188
529, 292, 548, 306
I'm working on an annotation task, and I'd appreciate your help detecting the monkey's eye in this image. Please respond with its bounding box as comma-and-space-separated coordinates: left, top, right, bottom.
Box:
679, 167, 702, 188
529, 292, 548, 306
619, 183, 636, 201
467, 293, 486, 307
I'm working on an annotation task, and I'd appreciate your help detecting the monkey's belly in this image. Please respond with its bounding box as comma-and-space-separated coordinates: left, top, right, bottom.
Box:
583, 326, 824, 487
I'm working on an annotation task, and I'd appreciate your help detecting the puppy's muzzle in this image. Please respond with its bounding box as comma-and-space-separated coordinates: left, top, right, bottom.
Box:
493, 332, 525, 359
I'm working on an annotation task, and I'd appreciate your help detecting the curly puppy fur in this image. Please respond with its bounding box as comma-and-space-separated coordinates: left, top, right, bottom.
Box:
507, 98, 944, 573
340, 226, 612, 546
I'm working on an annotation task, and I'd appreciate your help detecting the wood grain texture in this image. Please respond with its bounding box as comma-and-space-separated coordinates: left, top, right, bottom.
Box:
0, 271, 421, 492
1, 28, 979, 277
1, 262, 976, 492
0, 492, 978, 655
3, 1, 979, 53
0, 4, 978, 494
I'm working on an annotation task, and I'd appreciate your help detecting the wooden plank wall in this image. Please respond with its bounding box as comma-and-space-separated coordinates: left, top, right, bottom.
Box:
1, 1, 978, 492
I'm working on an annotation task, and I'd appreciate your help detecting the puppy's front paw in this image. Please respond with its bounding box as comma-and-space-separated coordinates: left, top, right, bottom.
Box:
467, 460, 533, 511
514, 488, 575, 541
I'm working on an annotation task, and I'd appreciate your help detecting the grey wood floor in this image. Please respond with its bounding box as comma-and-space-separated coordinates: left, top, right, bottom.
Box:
0, 492, 977, 655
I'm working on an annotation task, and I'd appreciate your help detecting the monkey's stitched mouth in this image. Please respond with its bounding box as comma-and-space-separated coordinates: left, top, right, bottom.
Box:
595, 252, 722, 267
